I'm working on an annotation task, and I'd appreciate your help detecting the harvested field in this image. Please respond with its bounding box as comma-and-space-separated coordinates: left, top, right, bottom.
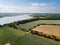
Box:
32, 25, 60, 41
32, 25, 60, 37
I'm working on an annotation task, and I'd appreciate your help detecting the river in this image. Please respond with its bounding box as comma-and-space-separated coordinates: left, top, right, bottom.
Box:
0, 14, 32, 25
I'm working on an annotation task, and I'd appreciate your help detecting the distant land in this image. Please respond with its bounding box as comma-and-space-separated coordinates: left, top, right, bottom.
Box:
0, 13, 60, 17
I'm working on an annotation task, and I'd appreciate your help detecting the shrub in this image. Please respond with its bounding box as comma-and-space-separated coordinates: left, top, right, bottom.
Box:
38, 32, 43, 36
37, 24, 40, 26
31, 30, 33, 33
42, 33, 50, 38
51, 35, 56, 40
48, 35, 56, 40
0, 25, 2, 27
42, 34, 56, 39
43, 34, 48, 37
31, 31, 38, 35
55, 36, 60, 41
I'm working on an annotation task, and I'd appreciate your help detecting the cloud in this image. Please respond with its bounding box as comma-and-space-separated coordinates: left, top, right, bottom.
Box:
0, 3, 60, 13
32, 3, 48, 7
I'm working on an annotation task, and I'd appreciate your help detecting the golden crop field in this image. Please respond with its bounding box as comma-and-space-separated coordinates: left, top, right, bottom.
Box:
32, 25, 60, 37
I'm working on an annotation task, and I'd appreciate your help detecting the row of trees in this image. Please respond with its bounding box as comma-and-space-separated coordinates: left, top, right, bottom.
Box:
31, 14, 60, 20
31, 30, 60, 41
0, 18, 40, 29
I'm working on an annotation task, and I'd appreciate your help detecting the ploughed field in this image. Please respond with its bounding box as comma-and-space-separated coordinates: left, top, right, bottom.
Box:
32, 25, 60, 41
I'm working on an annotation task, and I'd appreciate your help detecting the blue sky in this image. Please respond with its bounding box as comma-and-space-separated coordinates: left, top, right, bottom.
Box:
0, 0, 60, 13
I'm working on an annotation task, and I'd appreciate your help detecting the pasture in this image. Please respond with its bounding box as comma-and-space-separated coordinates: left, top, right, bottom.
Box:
0, 26, 25, 45
0, 26, 60, 45
13, 34, 60, 45
19, 20, 60, 31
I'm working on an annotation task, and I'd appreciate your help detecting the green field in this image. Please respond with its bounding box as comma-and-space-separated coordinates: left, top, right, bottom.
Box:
0, 20, 60, 45
14, 34, 60, 45
0, 26, 25, 45
0, 26, 60, 45
19, 20, 60, 31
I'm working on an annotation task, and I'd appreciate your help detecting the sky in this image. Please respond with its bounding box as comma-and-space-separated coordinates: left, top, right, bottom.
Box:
0, 0, 60, 13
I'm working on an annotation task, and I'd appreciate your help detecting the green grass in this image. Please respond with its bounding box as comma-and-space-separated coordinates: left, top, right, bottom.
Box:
0, 26, 60, 45
0, 20, 60, 45
0, 26, 25, 45
19, 20, 60, 31
14, 34, 60, 45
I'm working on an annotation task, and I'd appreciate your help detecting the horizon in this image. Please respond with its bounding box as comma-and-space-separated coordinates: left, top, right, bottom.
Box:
0, 0, 60, 13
